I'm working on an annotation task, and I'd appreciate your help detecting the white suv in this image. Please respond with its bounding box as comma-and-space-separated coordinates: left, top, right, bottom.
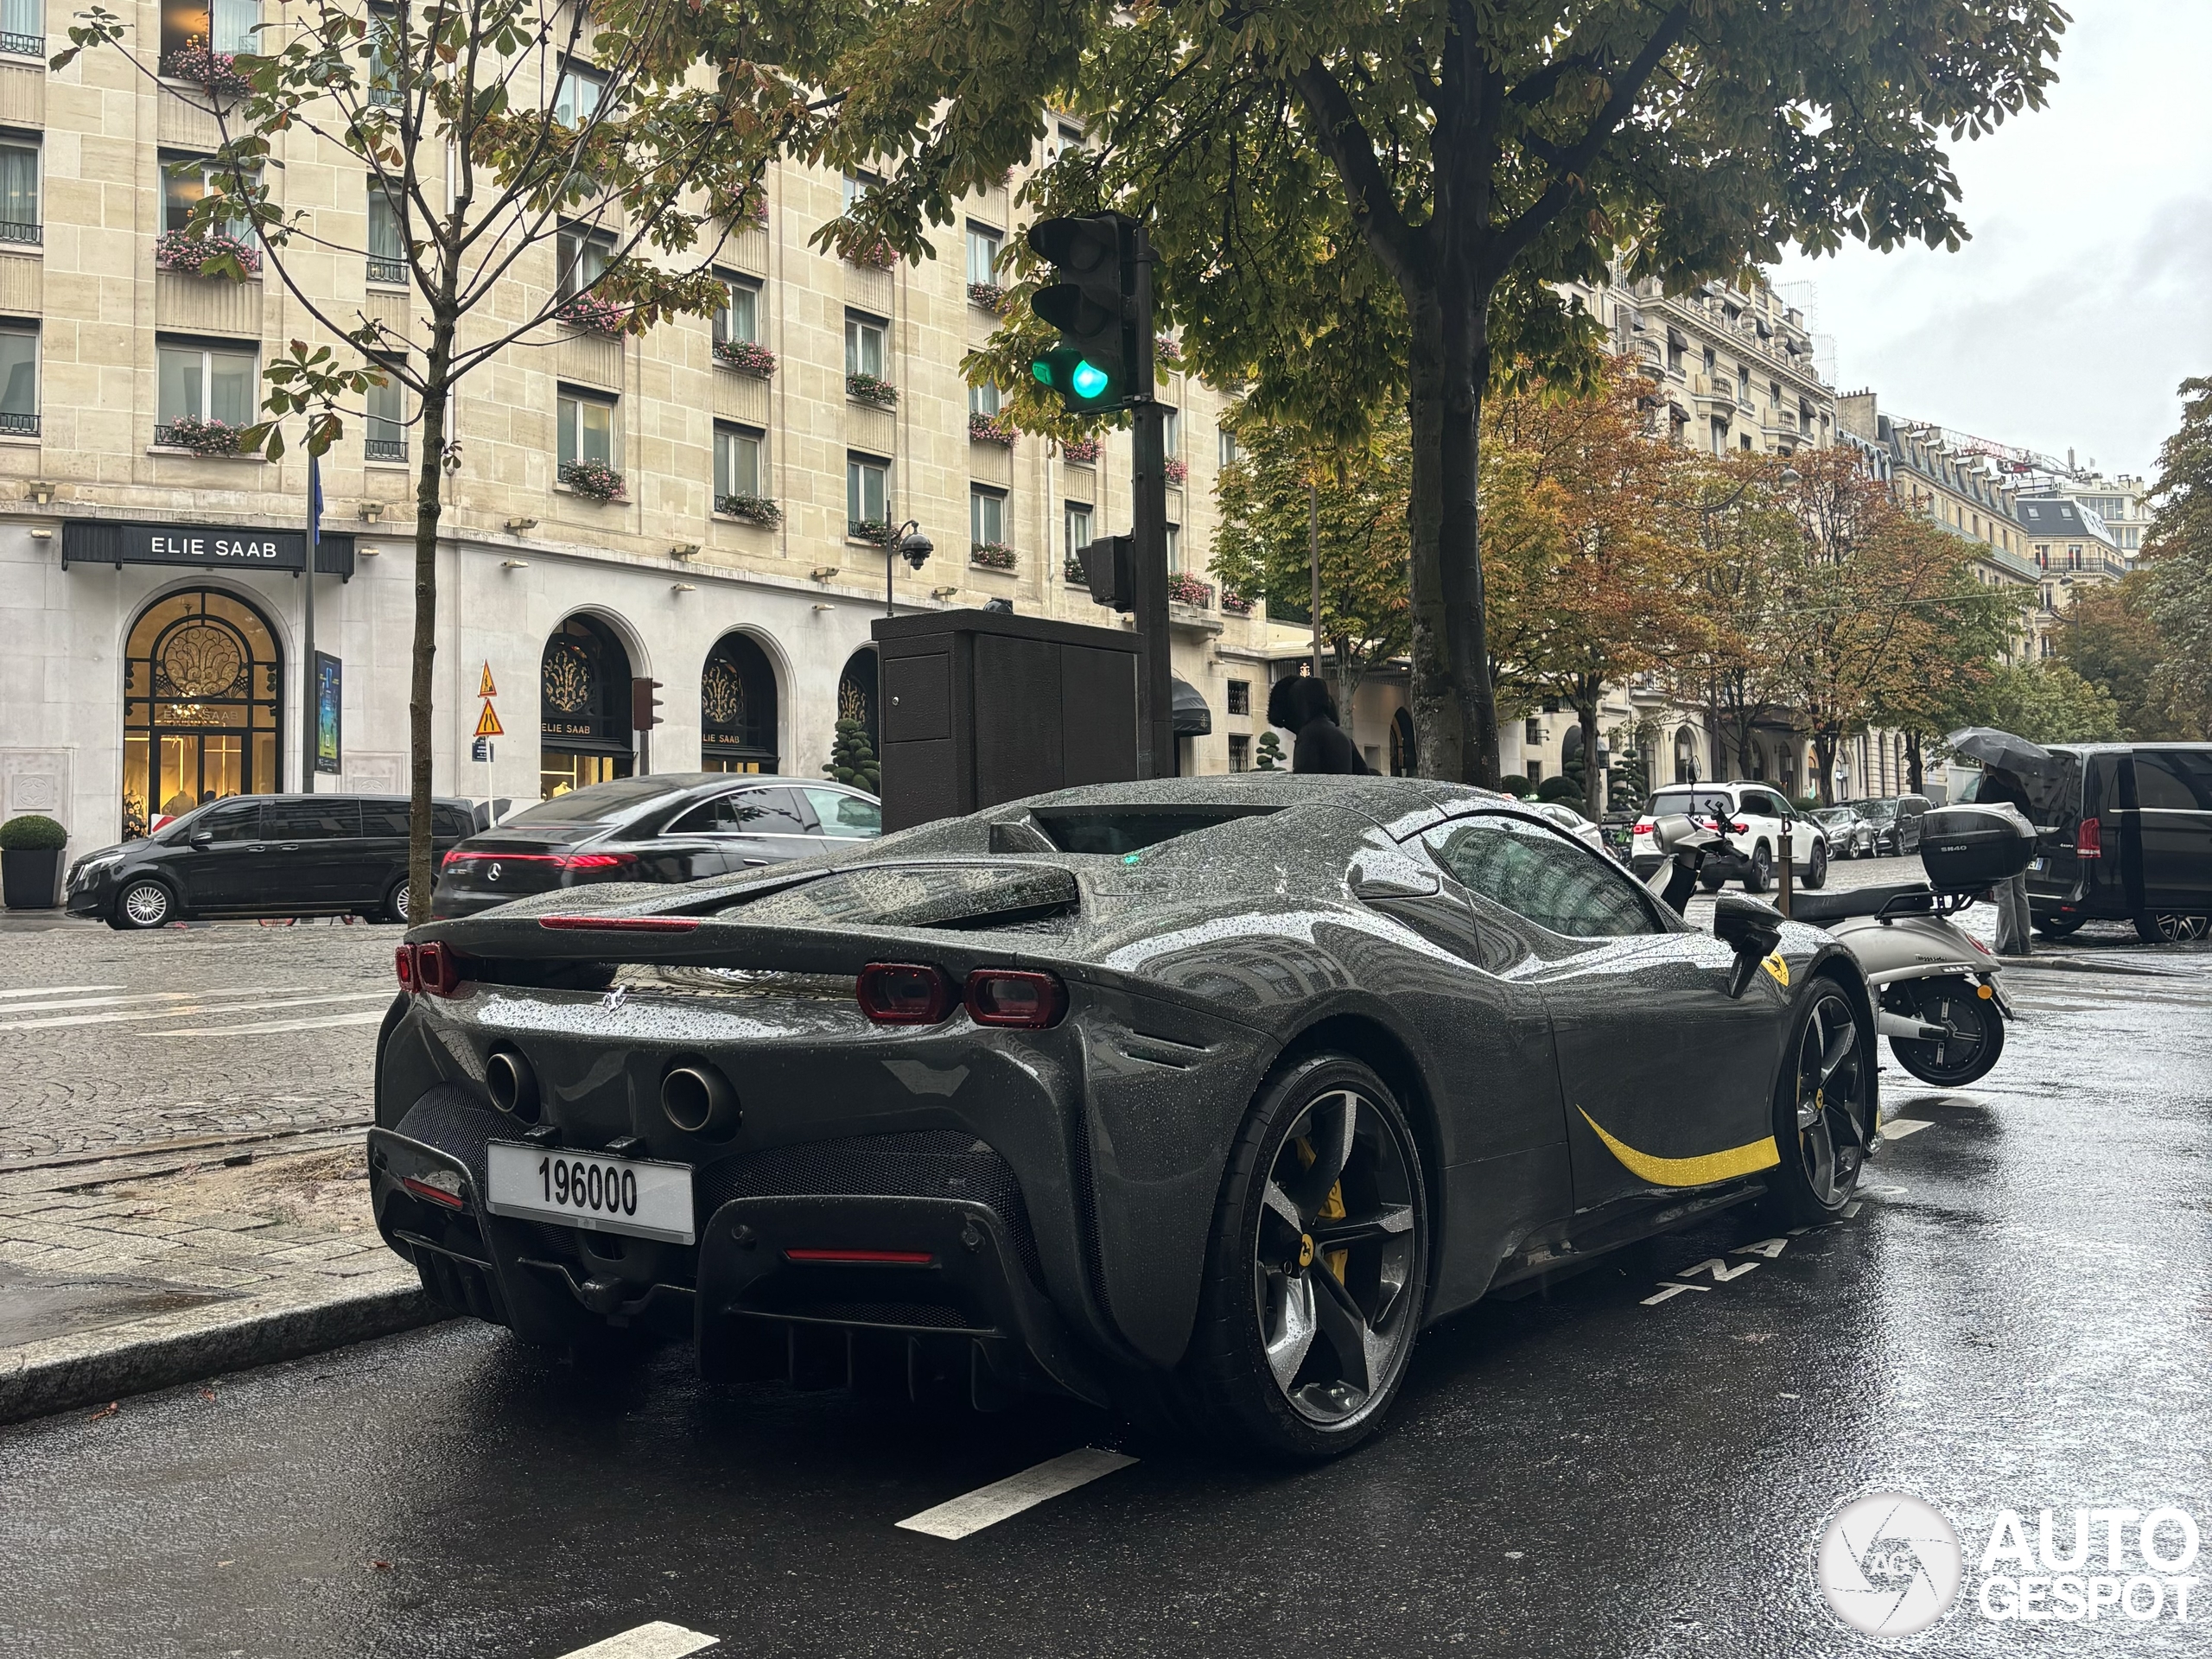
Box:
1630, 782, 1829, 893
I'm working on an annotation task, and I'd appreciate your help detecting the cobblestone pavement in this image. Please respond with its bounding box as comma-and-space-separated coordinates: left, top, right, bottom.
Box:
0, 918, 397, 1166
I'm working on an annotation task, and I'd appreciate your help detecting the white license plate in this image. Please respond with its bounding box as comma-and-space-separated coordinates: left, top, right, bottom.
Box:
2032, 857, 2047, 872
485, 1141, 696, 1245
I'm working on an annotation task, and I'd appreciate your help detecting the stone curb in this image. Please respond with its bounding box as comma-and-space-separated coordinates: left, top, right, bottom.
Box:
0, 1270, 448, 1426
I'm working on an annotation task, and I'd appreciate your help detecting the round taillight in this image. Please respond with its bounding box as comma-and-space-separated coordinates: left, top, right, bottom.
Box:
965, 969, 1066, 1029
856, 962, 955, 1025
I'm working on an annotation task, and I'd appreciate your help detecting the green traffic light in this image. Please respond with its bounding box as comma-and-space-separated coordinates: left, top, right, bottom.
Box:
1071, 359, 1109, 398
1031, 359, 1053, 386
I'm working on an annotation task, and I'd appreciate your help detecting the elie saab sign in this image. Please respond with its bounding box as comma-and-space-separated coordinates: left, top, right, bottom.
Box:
60, 519, 355, 578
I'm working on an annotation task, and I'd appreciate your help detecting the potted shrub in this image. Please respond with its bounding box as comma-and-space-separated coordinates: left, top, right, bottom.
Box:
714, 338, 776, 376
717, 491, 782, 526
556, 293, 628, 336
1166, 571, 1213, 607
0, 814, 67, 910
154, 227, 262, 277
558, 459, 626, 500
846, 372, 898, 407
970, 541, 1016, 570
156, 416, 245, 455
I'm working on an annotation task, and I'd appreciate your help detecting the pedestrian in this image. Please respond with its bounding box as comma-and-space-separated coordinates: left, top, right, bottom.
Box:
1974, 764, 2036, 957
1268, 674, 1371, 775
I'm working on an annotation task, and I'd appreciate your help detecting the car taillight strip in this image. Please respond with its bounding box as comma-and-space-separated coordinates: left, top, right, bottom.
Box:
442, 850, 636, 870
537, 915, 700, 931
784, 1248, 934, 1265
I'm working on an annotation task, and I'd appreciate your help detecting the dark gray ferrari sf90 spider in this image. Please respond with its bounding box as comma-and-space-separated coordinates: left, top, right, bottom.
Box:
369, 775, 1878, 1457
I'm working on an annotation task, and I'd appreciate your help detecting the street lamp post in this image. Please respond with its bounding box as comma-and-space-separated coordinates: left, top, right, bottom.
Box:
885, 520, 933, 617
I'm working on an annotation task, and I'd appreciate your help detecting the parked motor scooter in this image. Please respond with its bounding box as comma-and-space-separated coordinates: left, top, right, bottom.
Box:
1644, 806, 2031, 1086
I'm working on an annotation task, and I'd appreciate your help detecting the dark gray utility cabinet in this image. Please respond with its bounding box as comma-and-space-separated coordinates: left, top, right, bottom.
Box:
871, 609, 1141, 830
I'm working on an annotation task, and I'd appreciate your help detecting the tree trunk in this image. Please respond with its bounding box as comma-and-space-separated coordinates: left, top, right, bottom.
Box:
1813, 731, 1839, 806
1404, 285, 1500, 786
1579, 696, 1602, 817
404, 325, 455, 920
1905, 731, 1924, 793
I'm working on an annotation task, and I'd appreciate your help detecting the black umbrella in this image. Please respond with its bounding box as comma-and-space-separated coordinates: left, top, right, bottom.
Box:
1943, 727, 2055, 773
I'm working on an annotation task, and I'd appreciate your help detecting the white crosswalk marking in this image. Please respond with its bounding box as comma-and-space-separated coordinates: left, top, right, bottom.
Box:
0, 991, 390, 1032
0, 989, 269, 1018
555, 1622, 718, 1659
896, 1447, 1138, 1540
170, 1008, 391, 1036
0, 985, 126, 1001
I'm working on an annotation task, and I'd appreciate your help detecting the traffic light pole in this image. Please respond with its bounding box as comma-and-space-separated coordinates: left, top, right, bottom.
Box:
1130, 397, 1173, 779
1124, 224, 1173, 779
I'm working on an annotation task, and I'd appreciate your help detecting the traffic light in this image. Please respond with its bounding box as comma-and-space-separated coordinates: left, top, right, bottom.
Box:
631, 677, 663, 731
1027, 213, 1146, 414
1077, 534, 1133, 613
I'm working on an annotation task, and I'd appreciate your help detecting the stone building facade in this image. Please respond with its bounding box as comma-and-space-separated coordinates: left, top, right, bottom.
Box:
0, 14, 1269, 858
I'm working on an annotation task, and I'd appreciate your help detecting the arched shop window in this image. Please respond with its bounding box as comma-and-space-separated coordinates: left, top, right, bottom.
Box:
540, 613, 634, 798
1389, 707, 1416, 777
836, 648, 878, 753
1673, 725, 1698, 784
122, 588, 283, 839
700, 632, 779, 773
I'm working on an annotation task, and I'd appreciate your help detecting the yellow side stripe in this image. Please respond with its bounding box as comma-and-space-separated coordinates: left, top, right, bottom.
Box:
1578, 1108, 1780, 1187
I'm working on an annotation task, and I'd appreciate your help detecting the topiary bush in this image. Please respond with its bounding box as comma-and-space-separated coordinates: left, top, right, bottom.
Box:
0, 815, 67, 851
1535, 774, 1580, 803
823, 717, 880, 794
1254, 732, 1285, 771
1497, 773, 1531, 797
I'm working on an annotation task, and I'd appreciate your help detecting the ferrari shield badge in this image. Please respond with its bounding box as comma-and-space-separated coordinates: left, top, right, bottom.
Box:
1761, 951, 1789, 988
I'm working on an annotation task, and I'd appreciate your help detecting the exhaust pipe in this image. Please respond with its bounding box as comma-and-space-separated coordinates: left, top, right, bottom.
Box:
484, 1046, 539, 1122
661, 1062, 741, 1138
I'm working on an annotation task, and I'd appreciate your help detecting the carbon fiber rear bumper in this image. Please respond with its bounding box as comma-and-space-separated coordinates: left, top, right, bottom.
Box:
366, 1090, 1109, 1405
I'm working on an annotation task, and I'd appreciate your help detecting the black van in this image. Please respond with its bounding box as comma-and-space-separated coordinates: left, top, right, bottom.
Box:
65, 794, 476, 930
2021, 745, 2212, 944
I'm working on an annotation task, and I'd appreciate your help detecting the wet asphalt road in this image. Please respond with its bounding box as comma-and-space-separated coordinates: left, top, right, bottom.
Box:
3, 868, 2208, 1658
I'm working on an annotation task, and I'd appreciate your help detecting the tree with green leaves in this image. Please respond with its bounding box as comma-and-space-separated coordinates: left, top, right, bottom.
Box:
828, 0, 2066, 786
57, 0, 817, 907
2050, 570, 2199, 741
2144, 377, 2212, 739
1209, 410, 1413, 719
1955, 663, 2120, 746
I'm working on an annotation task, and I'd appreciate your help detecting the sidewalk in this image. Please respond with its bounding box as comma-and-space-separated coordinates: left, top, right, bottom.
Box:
0, 1128, 441, 1424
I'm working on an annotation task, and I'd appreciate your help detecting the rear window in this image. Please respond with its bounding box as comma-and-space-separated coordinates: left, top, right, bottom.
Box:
505, 779, 689, 826
1027, 805, 1280, 855
728, 863, 1077, 931
1857, 800, 1897, 823
1648, 789, 1732, 819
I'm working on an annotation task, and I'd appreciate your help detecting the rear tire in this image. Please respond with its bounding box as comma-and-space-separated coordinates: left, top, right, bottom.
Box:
1764, 980, 1874, 1227
383, 877, 412, 925
1885, 976, 2005, 1085
1168, 1054, 1430, 1460
1802, 841, 1829, 891
1743, 842, 1772, 893
2134, 912, 2210, 944
112, 879, 175, 930
1699, 869, 1728, 893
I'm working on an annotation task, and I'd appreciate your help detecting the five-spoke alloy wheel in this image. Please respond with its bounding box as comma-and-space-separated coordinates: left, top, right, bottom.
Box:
1768, 982, 1874, 1225
1178, 1055, 1429, 1459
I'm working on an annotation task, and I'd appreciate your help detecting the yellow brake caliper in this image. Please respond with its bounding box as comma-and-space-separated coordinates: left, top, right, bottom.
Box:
1294, 1135, 1351, 1283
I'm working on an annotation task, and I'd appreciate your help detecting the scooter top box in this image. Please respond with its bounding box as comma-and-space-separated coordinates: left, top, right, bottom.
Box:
1920, 804, 2036, 891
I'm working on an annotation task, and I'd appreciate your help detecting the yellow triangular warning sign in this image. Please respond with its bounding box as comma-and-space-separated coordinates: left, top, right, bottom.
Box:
474, 701, 504, 737
478, 663, 498, 699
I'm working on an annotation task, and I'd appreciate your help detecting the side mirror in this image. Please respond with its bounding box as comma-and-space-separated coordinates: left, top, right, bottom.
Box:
1713, 893, 1785, 998
1349, 849, 1441, 900
190, 830, 215, 847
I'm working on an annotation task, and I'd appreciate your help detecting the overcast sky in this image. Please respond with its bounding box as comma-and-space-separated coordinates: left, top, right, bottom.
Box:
1770, 0, 2210, 482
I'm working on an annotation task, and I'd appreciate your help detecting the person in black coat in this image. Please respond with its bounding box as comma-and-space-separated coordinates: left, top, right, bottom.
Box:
1268, 674, 1371, 775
